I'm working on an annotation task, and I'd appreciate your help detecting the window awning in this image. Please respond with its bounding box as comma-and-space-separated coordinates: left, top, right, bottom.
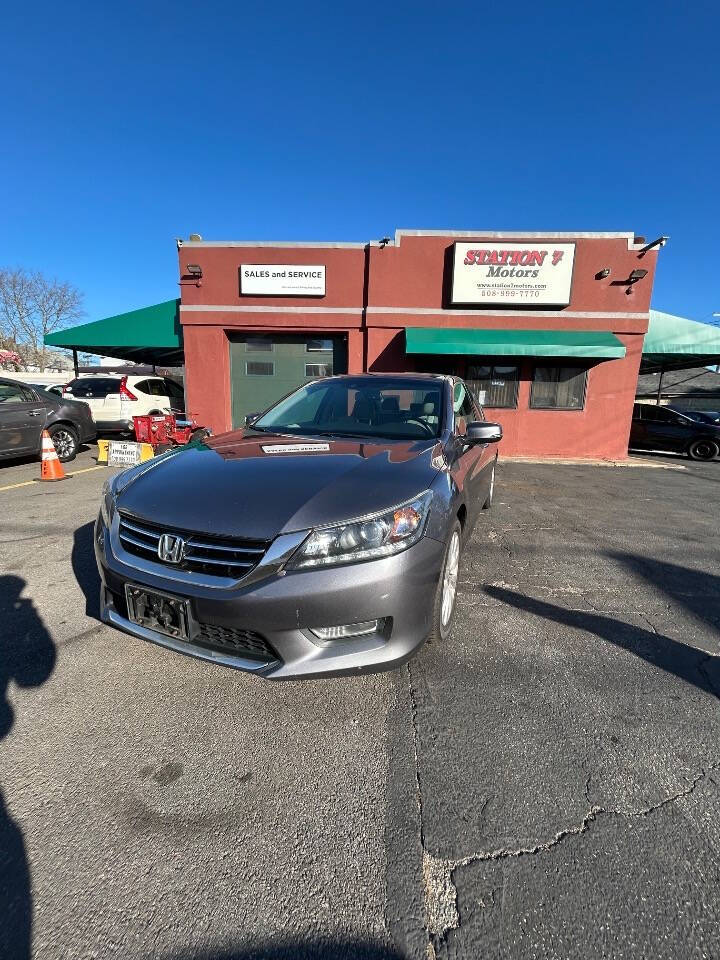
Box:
641, 311, 720, 373
405, 328, 626, 359
44, 299, 183, 366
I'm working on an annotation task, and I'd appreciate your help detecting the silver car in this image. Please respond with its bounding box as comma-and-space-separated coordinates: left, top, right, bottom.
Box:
94, 374, 501, 679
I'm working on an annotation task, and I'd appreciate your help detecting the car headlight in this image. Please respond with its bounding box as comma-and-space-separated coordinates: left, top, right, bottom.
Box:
100, 477, 117, 527
287, 491, 433, 570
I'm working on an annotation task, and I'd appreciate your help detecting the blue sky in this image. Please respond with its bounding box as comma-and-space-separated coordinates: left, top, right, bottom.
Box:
2, 1, 718, 326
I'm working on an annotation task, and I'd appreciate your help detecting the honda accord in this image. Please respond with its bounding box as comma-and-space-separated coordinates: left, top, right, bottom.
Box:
95, 374, 502, 679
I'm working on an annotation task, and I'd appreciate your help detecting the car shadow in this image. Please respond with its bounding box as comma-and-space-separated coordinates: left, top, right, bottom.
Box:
484, 583, 720, 699
0, 575, 57, 960
160, 940, 404, 960
71, 521, 101, 620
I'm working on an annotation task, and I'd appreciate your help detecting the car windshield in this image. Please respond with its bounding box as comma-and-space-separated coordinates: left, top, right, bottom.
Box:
685, 410, 720, 424
252, 377, 445, 440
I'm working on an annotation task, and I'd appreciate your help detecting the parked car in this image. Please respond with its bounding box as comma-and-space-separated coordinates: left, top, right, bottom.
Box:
95, 374, 502, 679
0, 377, 96, 462
630, 403, 720, 460
63, 374, 185, 435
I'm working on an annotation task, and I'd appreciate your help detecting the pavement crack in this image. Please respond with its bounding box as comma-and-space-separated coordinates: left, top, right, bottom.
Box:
421, 761, 720, 948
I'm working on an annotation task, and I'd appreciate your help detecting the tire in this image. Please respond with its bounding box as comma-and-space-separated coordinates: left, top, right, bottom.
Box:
687, 439, 719, 461
482, 461, 496, 509
48, 423, 79, 462
429, 520, 462, 642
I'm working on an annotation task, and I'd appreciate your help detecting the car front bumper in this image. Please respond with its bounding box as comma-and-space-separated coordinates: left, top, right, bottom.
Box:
94, 513, 445, 679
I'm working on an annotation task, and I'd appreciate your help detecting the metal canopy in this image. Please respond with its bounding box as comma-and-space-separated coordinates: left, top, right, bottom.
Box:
44, 299, 183, 366
405, 328, 626, 359
641, 311, 720, 373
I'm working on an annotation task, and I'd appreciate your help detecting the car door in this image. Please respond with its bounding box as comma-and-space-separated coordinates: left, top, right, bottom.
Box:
642, 405, 693, 452
136, 378, 173, 413
629, 403, 648, 448
0, 381, 46, 456
450, 380, 489, 523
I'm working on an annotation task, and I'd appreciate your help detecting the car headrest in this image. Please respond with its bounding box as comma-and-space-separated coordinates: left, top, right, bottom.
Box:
423, 402, 436, 415
380, 397, 400, 413
352, 397, 373, 423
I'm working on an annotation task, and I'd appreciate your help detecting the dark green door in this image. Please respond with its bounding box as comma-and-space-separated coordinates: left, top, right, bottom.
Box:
229, 334, 348, 428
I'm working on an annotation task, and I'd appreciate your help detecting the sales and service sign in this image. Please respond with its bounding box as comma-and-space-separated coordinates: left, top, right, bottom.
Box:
240, 264, 326, 297
451, 242, 575, 306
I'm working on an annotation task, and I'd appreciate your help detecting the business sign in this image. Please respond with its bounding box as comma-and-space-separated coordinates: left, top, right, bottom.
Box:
240, 264, 326, 297
451, 242, 575, 306
108, 440, 142, 467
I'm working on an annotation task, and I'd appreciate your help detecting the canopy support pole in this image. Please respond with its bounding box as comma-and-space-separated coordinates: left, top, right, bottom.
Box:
72, 349, 79, 378
655, 366, 665, 405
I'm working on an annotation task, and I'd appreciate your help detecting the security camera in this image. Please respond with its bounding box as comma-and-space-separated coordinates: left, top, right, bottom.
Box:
638, 236, 669, 255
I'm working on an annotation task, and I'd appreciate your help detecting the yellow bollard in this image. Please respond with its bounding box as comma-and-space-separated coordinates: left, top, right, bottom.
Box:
97, 439, 110, 464
139, 443, 155, 462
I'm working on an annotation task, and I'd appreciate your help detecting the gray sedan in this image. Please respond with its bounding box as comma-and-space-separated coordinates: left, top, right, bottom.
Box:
0, 376, 96, 462
95, 374, 501, 678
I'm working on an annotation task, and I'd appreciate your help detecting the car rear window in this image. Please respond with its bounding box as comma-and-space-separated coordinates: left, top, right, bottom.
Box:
66, 377, 120, 398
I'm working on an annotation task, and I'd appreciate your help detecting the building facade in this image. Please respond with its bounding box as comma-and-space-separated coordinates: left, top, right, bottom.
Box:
179, 230, 660, 458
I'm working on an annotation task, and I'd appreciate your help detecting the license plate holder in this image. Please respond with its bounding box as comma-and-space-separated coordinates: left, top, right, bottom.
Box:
125, 584, 191, 641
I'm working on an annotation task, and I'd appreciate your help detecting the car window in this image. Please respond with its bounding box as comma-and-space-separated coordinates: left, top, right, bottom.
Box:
163, 379, 185, 400
0, 382, 34, 403
144, 378, 169, 397
633, 404, 643, 420
453, 381, 475, 435
67, 377, 120, 398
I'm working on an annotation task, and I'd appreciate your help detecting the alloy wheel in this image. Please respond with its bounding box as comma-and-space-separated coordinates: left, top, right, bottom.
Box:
441, 530, 460, 627
52, 429, 76, 459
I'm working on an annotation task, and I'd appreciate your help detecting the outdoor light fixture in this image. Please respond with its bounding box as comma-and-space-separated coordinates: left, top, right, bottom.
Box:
638, 236, 669, 255
625, 267, 648, 295
596, 268, 611, 279
378, 236, 391, 248
186, 264, 203, 278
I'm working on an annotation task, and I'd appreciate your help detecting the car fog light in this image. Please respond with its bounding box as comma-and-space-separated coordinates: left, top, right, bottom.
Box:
310, 620, 381, 640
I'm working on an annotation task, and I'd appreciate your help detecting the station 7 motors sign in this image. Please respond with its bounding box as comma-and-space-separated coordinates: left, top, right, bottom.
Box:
451, 242, 575, 306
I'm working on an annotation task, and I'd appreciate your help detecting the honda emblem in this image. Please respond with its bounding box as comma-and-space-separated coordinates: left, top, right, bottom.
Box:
158, 533, 186, 564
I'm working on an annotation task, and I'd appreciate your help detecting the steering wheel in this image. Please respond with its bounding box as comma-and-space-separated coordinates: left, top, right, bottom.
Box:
404, 417, 437, 437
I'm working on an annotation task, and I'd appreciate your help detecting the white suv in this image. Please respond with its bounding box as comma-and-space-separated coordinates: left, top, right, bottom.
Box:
63, 375, 185, 434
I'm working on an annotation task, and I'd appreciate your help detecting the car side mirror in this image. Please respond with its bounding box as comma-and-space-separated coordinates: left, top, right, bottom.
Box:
465, 421, 503, 444
245, 412, 260, 427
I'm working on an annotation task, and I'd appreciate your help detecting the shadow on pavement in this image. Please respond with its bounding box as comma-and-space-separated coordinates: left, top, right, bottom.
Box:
71, 521, 101, 619
484, 583, 720, 699
0, 574, 57, 960
609, 552, 720, 631
161, 941, 404, 960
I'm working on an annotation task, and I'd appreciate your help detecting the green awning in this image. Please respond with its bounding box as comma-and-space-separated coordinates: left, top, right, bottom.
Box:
44, 299, 183, 365
405, 328, 626, 359
641, 310, 720, 372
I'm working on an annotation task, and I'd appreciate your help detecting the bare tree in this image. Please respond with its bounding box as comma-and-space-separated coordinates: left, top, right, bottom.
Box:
0, 267, 84, 370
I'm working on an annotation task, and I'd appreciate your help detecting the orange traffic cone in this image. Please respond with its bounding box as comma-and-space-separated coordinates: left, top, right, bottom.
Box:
39, 430, 65, 482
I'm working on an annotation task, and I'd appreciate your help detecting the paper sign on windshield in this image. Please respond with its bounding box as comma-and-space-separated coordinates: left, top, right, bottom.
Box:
261, 443, 331, 454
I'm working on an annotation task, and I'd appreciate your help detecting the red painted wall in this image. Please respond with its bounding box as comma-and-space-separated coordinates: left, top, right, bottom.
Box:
179, 232, 660, 458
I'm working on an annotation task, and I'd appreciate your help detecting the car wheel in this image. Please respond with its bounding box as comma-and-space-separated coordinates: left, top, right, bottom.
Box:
483, 461, 496, 509
48, 424, 79, 462
429, 520, 462, 642
688, 439, 719, 461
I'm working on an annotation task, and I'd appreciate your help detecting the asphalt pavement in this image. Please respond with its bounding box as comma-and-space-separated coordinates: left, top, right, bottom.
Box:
1, 448, 719, 959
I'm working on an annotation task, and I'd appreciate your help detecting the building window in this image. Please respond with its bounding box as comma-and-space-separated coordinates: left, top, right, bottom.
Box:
306, 338, 333, 352
466, 364, 519, 408
245, 338, 274, 352
530, 366, 587, 410
305, 363, 332, 378
246, 361, 274, 376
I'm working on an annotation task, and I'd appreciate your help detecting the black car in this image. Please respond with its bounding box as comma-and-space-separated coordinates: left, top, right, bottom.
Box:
629, 403, 720, 461
0, 377, 96, 462
95, 374, 502, 679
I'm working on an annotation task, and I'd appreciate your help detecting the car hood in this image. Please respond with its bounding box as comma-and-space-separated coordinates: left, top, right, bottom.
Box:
116, 430, 445, 540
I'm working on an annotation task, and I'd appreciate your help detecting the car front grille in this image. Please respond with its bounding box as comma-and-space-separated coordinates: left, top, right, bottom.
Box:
117, 513, 269, 581
195, 623, 277, 661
